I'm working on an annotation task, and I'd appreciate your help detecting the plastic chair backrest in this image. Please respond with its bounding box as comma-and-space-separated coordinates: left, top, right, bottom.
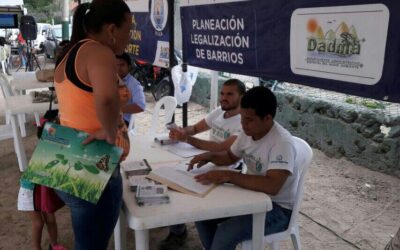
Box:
0, 47, 7, 75
147, 96, 177, 135
0, 61, 6, 75
0, 73, 13, 97
286, 136, 313, 230
241, 136, 312, 250
0, 73, 14, 140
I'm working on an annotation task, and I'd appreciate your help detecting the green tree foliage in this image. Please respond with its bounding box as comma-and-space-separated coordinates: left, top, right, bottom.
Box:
24, 0, 60, 23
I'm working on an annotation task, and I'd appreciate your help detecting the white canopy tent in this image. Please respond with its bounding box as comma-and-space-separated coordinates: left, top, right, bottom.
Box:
0, 0, 25, 15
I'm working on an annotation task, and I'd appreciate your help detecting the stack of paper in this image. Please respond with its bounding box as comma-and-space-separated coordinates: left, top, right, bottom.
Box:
135, 184, 170, 206
122, 159, 154, 192
128, 175, 155, 192
154, 136, 178, 145
122, 159, 152, 177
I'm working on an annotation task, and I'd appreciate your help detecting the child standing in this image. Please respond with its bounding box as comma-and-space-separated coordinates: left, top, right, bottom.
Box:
116, 53, 146, 127
18, 179, 67, 250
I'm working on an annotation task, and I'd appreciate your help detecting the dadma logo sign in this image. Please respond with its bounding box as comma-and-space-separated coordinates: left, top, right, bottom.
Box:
307, 19, 362, 57
290, 4, 389, 85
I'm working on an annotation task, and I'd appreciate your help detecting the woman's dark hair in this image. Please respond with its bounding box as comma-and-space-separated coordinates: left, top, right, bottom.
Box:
223, 78, 246, 95
241, 86, 277, 118
57, 0, 130, 62
116, 52, 132, 66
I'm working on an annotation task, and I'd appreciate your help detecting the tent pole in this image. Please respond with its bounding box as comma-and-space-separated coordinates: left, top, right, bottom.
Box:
168, 0, 179, 125
210, 70, 218, 111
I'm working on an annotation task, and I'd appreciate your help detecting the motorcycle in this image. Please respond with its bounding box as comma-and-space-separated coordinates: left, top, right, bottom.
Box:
131, 50, 182, 101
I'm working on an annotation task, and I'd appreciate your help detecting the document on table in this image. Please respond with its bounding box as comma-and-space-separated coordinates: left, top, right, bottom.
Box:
164, 142, 207, 158
147, 162, 219, 197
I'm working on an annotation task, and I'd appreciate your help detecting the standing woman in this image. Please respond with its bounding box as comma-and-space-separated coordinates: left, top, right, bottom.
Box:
54, 1, 132, 249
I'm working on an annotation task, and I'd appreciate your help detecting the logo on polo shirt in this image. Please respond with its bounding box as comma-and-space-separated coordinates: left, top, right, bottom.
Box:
271, 155, 288, 164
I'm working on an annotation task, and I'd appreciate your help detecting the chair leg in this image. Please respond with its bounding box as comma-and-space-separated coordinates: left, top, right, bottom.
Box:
10, 114, 28, 171
17, 114, 26, 137
291, 232, 301, 250
34, 112, 40, 126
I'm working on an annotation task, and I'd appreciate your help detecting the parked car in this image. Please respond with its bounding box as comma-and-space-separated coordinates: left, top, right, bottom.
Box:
34, 23, 52, 49
42, 24, 72, 59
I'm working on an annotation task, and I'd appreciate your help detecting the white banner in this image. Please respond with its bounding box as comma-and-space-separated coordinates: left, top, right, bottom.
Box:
180, 0, 247, 7
125, 0, 149, 12
290, 4, 389, 85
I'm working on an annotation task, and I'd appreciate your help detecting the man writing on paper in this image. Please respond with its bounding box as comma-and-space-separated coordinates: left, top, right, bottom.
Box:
188, 86, 297, 250
169, 78, 246, 152
159, 79, 245, 250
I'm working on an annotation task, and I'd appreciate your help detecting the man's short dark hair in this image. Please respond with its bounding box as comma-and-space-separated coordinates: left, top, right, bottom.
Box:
59, 40, 70, 47
116, 52, 132, 66
241, 86, 277, 118
223, 78, 246, 95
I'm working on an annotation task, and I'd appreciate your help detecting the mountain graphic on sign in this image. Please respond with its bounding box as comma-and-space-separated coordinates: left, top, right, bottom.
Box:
315, 26, 324, 39
325, 29, 335, 41
335, 22, 349, 35
349, 25, 358, 39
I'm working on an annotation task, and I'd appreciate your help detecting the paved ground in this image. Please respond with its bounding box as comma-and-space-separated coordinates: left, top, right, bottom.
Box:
0, 92, 399, 250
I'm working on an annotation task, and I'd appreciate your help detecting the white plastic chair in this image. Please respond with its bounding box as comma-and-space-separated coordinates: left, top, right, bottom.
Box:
0, 73, 40, 136
0, 46, 7, 75
146, 96, 177, 136
0, 78, 13, 141
0, 60, 7, 75
241, 136, 313, 250
0, 73, 17, 125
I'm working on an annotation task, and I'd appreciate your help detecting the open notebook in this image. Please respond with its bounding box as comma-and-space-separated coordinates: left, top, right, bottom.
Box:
147, 162, 222, 197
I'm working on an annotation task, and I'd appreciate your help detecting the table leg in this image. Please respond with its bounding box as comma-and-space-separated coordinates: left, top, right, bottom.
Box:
17, 114, 26, 137
34, 112, 40, 126
114, 211, 127, 250
252, 212, 266, 250
10, 113, 28, 171
134, 229, 149, 250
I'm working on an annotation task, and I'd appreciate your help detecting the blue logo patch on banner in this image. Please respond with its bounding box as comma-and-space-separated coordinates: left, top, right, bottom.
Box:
127, 0, 170, 68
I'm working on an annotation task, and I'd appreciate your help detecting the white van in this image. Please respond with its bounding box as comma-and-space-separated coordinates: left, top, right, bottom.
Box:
42, 24, 72, 58
34, 23, 51, 49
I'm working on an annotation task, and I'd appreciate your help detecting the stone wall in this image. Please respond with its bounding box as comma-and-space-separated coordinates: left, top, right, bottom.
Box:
191, 74, 400, 177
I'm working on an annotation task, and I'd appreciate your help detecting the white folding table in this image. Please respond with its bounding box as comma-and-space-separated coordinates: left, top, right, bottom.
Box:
5, 94, 57, 171
114, 134, 272, 250
10, 71, 53, 94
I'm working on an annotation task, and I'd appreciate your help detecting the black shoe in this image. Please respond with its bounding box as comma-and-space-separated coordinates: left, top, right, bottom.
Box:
158, 229, 188, 250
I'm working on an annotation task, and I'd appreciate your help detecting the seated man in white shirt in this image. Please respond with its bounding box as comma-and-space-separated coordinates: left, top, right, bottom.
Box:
189, 86, 297, 250
116, 53, 146, 127
169, 78, 246, 152
159, 79, 245, 250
